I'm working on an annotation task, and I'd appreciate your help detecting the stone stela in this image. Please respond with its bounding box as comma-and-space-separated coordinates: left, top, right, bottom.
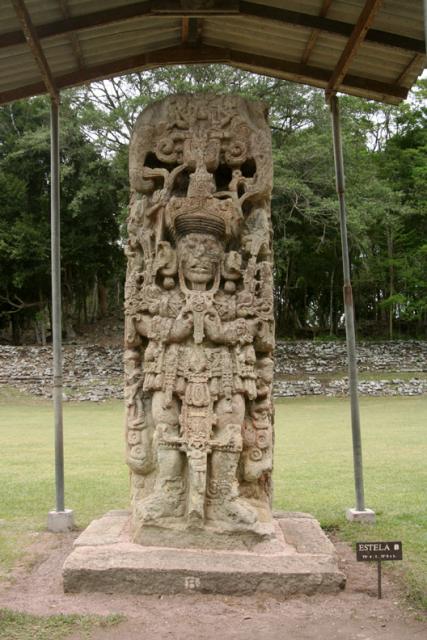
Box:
124, 94, 275, 548
62, 95, 345, 596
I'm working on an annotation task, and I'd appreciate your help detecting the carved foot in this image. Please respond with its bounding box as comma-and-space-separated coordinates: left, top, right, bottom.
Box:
207, 497, 258, 526
187, 508, 204, 529
137, 491, 185, 523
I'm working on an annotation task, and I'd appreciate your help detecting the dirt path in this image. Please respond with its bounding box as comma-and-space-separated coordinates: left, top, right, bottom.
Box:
0, 532, 425, 640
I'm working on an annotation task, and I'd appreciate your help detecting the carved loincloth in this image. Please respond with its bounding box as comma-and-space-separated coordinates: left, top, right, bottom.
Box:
142, 342, 257, 402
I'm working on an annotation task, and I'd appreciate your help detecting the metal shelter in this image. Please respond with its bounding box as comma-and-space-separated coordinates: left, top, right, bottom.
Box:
1, 0, 426, 104
1, 0, 425, 527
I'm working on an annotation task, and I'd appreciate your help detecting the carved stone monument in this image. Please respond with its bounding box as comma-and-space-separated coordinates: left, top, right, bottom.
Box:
62, 95, 345, 596
124, 94, 275, 548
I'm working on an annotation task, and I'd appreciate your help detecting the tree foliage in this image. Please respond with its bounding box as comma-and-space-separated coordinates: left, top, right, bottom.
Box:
0, 96, 123, 343
0, 68, 425, 343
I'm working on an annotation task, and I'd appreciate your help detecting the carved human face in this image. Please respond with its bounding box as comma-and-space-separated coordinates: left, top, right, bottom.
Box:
177, 233, 223, 285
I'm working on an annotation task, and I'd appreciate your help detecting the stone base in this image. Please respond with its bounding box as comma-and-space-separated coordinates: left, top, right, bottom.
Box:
47, 509, 74, 532
63, 510, 346, 596
133, 509, 275, 551
346, 507, 376, 524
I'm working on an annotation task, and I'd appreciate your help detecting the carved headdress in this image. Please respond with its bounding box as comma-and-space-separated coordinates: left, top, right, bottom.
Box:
165, 164, 234, 241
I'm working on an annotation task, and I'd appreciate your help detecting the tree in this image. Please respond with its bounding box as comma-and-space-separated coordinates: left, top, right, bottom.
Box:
1, 68, 425, 342
0, 96, 123, 343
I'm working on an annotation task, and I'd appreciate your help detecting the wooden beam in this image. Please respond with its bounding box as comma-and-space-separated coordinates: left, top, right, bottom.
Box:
151, 0, 238, 13
1, 2, 152, 49
10, 0, 59, 101
395, 53, 426, 87
228, 49, 407, 103
1, 1, 424, 54
181, 16, 201, 46
0, 44, 408, 107
301, 0, 333, 65
326, 0, 384, 95
238, 2, 425, 53
57, 0, 85, 69
188, 18, 201, 45
181, 17, 189, 44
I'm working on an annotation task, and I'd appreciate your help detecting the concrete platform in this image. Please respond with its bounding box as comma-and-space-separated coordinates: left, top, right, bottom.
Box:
48, 508, 74, 532
63, 510, 346, 597
346, 507, 376, 524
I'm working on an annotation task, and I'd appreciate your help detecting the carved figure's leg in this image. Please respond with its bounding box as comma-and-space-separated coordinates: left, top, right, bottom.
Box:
207, 394, 257, 526
136, 391, 185, 522
186, 447, 208, 527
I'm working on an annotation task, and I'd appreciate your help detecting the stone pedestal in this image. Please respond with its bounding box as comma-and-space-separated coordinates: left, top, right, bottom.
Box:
63, 511, 346, 596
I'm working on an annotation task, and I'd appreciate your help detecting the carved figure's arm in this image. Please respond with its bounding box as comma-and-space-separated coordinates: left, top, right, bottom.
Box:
168, 309, 193, 342
134, 313, 153, 338
135, 310, 193, 344
204, 310, 258, 345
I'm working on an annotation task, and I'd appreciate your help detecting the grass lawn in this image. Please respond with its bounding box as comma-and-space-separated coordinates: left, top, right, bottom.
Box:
274, 395, 427, 607
0, 388, 425, 607
0, 610, 124, 640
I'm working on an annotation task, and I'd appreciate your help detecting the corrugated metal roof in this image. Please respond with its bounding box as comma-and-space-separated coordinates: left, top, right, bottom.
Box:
0, 0, 425, 105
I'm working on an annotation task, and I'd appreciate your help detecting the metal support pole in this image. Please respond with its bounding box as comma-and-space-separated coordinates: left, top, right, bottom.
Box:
47, 97, 74, 531
50, 98, 64, 512
377, 560, 382, 599
329, 94, 374, 522
424, 0, 427, 55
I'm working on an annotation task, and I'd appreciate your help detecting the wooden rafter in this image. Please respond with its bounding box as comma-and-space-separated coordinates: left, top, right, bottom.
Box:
301, 0, 334, 65
326, 0, 384, 96
228, 48, 406, 103
189, 18, 201, 46
10, 0, 59, 101
395, 53, 426, 88
1, 1, 424, 54
58, 0, 85, 69
238, 2, 424, 53
151, 0, 238, 13
181, 17, 190, 44
180, 16, 200, 45
0, 44, 408, 107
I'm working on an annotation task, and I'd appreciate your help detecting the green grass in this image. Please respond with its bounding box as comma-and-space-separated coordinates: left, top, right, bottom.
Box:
274, 395, 427, 608
0, 388, 425, 607
0, 387, 129, 572
0, 609, 124, 640
358, 371, 426, 382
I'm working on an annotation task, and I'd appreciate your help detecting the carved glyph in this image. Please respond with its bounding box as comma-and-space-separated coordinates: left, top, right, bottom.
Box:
125, 94, 274, 547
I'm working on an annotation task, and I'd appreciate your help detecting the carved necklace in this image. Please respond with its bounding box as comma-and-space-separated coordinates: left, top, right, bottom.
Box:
178, 268, 220, 345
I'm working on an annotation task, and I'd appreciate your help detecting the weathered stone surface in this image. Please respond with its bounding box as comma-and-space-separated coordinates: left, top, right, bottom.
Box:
63, 512, 345, 596
124, 95, 275, 547
278, 516, 336, 555
135, 520, 275, 551
73, 510, 131, 547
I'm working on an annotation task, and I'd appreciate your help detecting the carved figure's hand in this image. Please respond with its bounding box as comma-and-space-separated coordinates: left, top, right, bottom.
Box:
204, 309, 223, 342
133, 314, 150, 339
247, 318, 262, 337
169, 309, 193, 341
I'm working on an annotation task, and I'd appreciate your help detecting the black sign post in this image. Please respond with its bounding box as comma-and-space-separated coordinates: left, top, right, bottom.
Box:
356, 541, 403, 599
